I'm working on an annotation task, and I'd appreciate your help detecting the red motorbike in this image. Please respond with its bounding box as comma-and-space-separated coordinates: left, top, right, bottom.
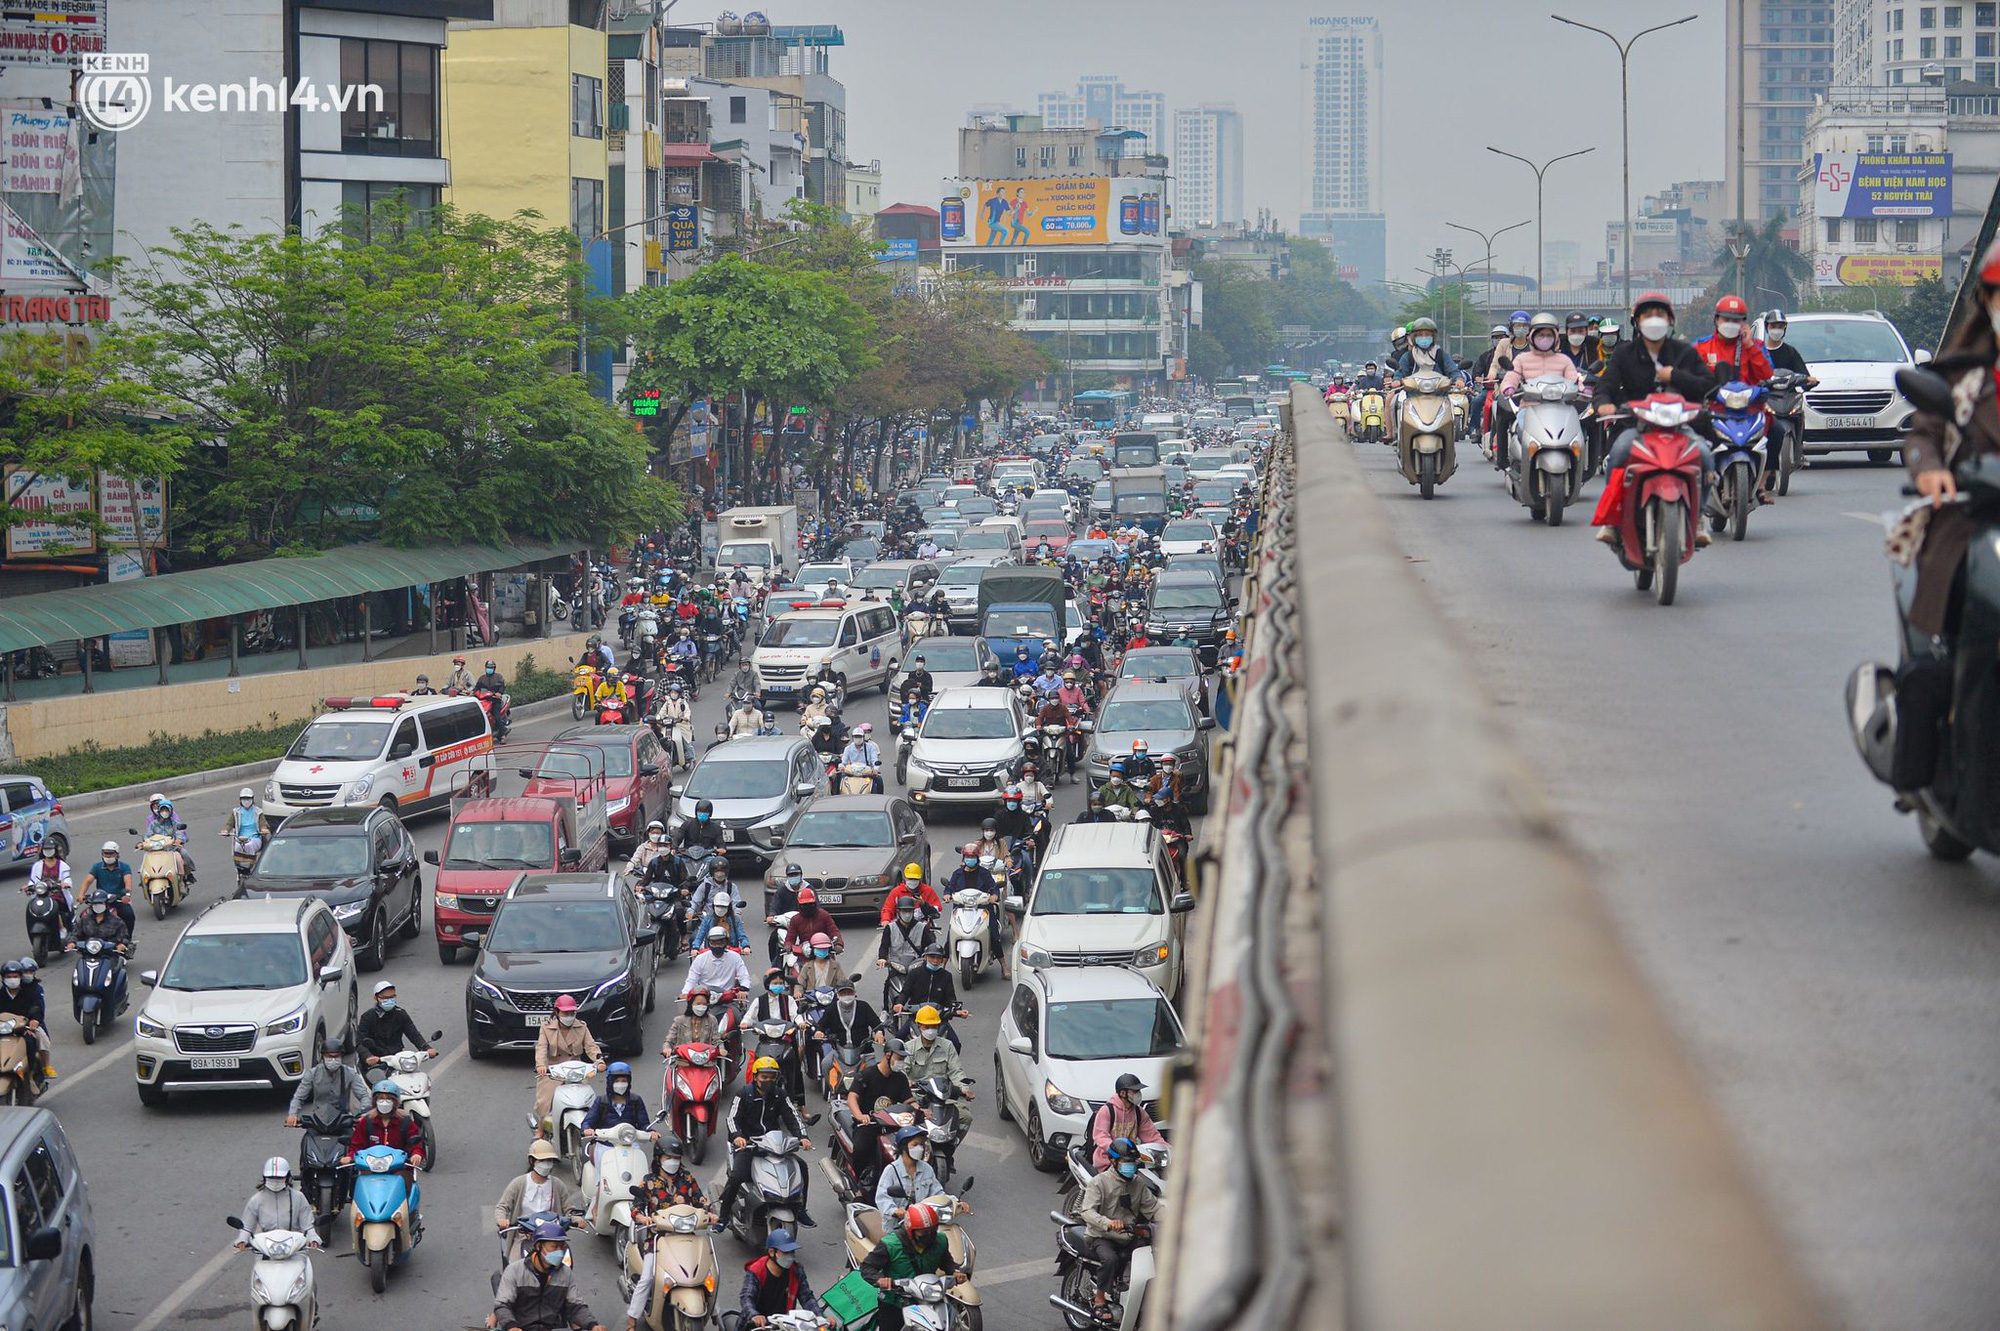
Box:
665, 1041, 728, 1165
471, 686, 511, 740
1595, 392, 1706, 607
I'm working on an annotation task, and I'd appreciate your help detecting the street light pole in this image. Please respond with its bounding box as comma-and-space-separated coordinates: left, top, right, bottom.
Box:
1552, 13, 1700, 316
1486, 145, 1595, 305
1446, 218, 1532, 312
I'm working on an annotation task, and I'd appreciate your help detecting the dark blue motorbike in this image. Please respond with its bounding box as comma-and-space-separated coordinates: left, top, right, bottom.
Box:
1705, 380, 1769, 543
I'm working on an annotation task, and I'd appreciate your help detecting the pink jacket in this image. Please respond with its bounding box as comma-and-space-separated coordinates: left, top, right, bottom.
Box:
1499, 347, 1584, 395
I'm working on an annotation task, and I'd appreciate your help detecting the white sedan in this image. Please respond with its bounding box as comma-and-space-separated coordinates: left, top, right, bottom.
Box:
1159, 518, 1222, 558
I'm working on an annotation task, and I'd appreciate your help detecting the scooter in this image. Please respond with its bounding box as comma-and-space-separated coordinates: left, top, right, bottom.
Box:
1765, 368, 1809, 495
838, 761, 879, 796
722, 1128, 809, 1252
22, 880, 65, 965
227, 832, 260, 890
0, 1017, 42, 1105
571, 663, 599, 720
130, 827, 189, 920
624, 1203, 720, 1329
946, 887, 998, 991
347, 1144, 420, 1294
1357, 389, 1387, 445
543, 1060, 600, 1181
843, 1187, 978, 1275
1049, 1209, 1151, 1331
1596, 393, 1706, 607
582, 1117, 663, 1271
597, 692, 631, 726
1448, 381, 1473, 443
1704, 380, 1769, 543
67, 935, 127, 1044
664, 1041, 730, 1165
226, 1216, 321, 1331
913, 1075, 972, 1183
1506, 376, 1588, 529
1393, 371, 1459, 499
474, 686, 511, 740
295, 1113, 354, 1246
375, 1044, 444, 1172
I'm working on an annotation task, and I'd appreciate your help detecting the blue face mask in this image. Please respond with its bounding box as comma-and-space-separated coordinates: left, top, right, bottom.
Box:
962, 858, 977, 869
813, 948, 830, 959
925, 961, 942, 971
378, 998, 396, 1012
696, 811, 710, 822
1117, 1161, 1139, 1179
1415, 336, 1434, 349
769, 982, 786, 994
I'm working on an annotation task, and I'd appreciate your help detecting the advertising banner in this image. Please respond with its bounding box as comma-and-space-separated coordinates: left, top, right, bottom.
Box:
665, 205, 699, 253
1813, 153, 1952, 217
0, 0, 105, 69
948, 179, 1109, 246
97, 472, 165, 546
2, 103, 79, 196
876, 237, 920, 262
1814, 252, 1944, 287
2, 202, 81, 285
3, 466, 93, 556
105, 549, 154, 667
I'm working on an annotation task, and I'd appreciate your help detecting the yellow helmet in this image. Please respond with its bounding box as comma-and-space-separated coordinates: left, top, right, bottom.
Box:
914, 1004, 943, 1028
903, 863, 923, 880
751, 1056, 781, 1077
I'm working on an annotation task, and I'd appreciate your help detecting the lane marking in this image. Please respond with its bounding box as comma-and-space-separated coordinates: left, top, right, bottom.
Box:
37, 1039, 126, 1101
976, 1256, 1053, 1287
129, 1236, 241, 1331
1843, 510, 1889, 526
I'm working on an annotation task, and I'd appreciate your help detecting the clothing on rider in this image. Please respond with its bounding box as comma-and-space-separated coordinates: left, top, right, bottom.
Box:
1691, 295, 1774, 388
875, 1126, 944, 1215
287, 1039, 371, 1124
878, 876, 942, 924
534, 999, 606, 1127
355, 982, 437, 1068
731, 1230, 822, 1328
1079, 1141, 1161, 1304
781, 895, 844, 955
1089, 1077, 1166, 1170
859, 1206, 964, 1296
1592, 293, 1721, 543
237, 1161, 317, 1243
493, 1141, 584, 1235
713, 1062, 812, 1230
491, 1227, 600, 1331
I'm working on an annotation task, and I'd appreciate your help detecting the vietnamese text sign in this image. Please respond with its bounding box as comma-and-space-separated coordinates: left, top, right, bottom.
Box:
105, 549, 153, 667
876, 236, 919, 262
665, 205, 699, 253
3, 103, 78, 194
1814, 252, 1944, 287
97, 472, 164, 545
950, 179, 1110, 247
3, 466, 94, 555
0, 0, 104, 69
1814, 153, 1952, 218
1, 202, 80, 285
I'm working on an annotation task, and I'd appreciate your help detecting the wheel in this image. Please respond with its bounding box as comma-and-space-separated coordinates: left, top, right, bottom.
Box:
1058, 1265, 1097, 1331
468, 1039, 491, 1060
1653, 500, 1683, 607
369, 1253, 387, 1293
1418, 453, 1436, 500
399, 885, 421, 940
675, 1311, 708, 1331
896, 752, 908, 786
1545, 480, 1566, 529
1026, 1105, 1060, 1173
62, 1256, 90, 1331
644, 974, 657, 1014
81, 1015, 95, 1046
686, 1120, 708, 1165
438, 942, 460, 964
994, 1055, 1013, 1123
1868, 448, 1894, 465
417, 1117, 436, 1171
152, 896, 166, 921
31, 935, 48, 967
1730, 467, 1752, 542
960, 955, 977, 991
359, 910, 387, 972
1779, 431, 1797, 496
1918, 808, 1977, 861
378, 795, 398, 816
136, 1076, 166, 1106
572, 693, 587, 721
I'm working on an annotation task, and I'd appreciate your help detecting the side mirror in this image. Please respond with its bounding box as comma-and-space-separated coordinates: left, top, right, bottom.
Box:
389, 742, 415, 760
1007, 1035, 1033, 1056
423, 850, 440, 867
559, 848, 582, 869
640, 764, 662, 778
24, 1226, 61, 1261
1915, 348, 1934, 364
139, 970, 158, 987
461, 930, 484, 948
794, 782, 817, 798
669, 785, 684, 798
317, 964, 344, 985
1198, 716, 1216, 731
1005, 895, 1025, 911
635, 928, 658, 946
1170, 893, 1196, 914
226, 1216, 247, 1231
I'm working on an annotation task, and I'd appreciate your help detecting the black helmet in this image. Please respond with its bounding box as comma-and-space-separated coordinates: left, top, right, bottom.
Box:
695, 798, 714, 816
1565, 311, 1589, 330
1, 961, 23, 979
981, 817, 998, 833
1107, 1135, 1140, 1162
1763, 308, 1788, 326
1114, 1072, 1143, 1095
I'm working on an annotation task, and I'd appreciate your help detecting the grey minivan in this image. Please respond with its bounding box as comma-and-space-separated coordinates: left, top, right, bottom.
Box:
670, 736, 824, 867
0, 1108, 92, 1331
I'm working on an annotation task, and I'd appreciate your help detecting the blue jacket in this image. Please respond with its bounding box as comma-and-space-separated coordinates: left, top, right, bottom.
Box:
1392, 346, 1463, 379
582, 1093, 653, 1133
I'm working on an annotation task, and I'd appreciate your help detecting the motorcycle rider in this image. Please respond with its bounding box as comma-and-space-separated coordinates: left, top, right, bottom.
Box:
446, 655, 478, 694
1761, 309, 1820, 493
0, 960, 48, 1080
235, 1158, 317, 1248
663, 986, 726, 1065
625, 820, 673, 880
1074, 787, 1120, 825
723, 1229, 823, 1331
673, 800, 727, 853
860, 1202, 967, 1297
1563, 311, 1596, 367
286, 1035, 370, 1127
839, 724, 883, 794
1080, 1137, 1161, 1316
1099, 765, 1144, 813
223, 787, 269, 860
69, 889, 130, 955
845, 1038, 912, 1199
1351, 360, 1387, 392
1693, 294, 1775, 501
581, 1060, 659, 1176
692, 859, 749, 950
652, 683, 693, 767
901, 655, 935, 707
729, 696, 763, 736
23, 840, 73, 934
816, 975, 880, 1055
489, 1218, 604, 1331
944, 843, 1005, 965
143, 795, 195, 886
1492, 313, 1585, 472
493, 1140, 584, 1259
747, 966, 812, 1109
712, 1056, 815, 1232
904, 1005, 974, 1134
355, 981, 439, 1071
795, 933, 843, 995
683, 927, 754, 1002
754, 711, 783, 738
896, 943, 964, 1043
781, 887, 844, 960
879, 865, 942, 924
409, 673, 437, 696
1090, 1073, 1166, 1170
84, 844, 136, 934
345, 1078, 426, 1230
973, 660, 1010, 689
534, 994, 607, 1135
875, 1124, 946, 1218
1591, 291, 1720, 547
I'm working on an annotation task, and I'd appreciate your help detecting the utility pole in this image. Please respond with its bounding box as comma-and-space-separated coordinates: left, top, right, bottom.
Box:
1487, 145, 1596, 304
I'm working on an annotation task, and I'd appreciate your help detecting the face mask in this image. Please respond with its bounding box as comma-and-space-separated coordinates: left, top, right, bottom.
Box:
786, 877, 802, 889
1532, 333, 1557, 351
536, 1246, 567, 1269
692, 1001, 709, 1016
1415, 336, 1434, 349
532, 1159, 555, 1177
1602, 336, 1620, 349
649, 833, 664, 844
911, 1143, 929, 1160
769, 983, 786, 995
91, 905, 105, 916
772, 1251, 795, 1269
102, 856, 116, 865
813, 948, 829, 959
696, 812, 710, 822
1567, 332, 1585, 348
1638, 316, 1672, 341
661, 1158, 681, 1174
920, 1029, 938, 1043
1767, 329, 1786, 345
837, 997, 856, 1013
3, 980, 18, 992
378, 998, 396, 1012
962, 858, 977, 869
265, 1178, 287, 1192
375, 1098, 396, 1114
1117, 1161, 1139, 1179
1717, 320, 1744, 339
611, 1078, 631, 1095
559, 1014, 577, 1028
925, 961, 942, 971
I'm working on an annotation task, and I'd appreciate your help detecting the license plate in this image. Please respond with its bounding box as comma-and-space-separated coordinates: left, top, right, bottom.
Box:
944, 778, 982, 789
722, 828, 738, 843
189, 1056, 240, 1070
767, 685, 793, 694
819, 891, 844, 904
1822, 415, 1875, 428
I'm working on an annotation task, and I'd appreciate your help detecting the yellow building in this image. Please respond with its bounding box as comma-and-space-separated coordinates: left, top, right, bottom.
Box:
442, 7, 609, 237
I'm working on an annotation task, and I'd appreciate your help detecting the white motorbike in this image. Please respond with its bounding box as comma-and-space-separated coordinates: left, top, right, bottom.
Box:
543, 1060, 600, 1182
583, 1118, 661, 1269
375, 1046, 441, 1171
946, 887, 998, 990
1506, 375, 1588, 528
227, 1219, 320, 1331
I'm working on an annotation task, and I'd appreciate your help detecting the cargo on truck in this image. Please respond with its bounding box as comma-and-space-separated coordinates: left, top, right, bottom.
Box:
976, 566, 1068, 664
712, 505, 800, 587
1109, 466, 1170, 535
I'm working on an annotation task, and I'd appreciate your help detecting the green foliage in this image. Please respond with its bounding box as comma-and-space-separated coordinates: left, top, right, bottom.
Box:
1712, 214, 1810, 310
509, 652, 569, 706
1395, 284, 1485, 360
1895, 276, 1955, 353
105, 201, 678, 561
23, 711, 310, 796
1191, 261, 1279, 373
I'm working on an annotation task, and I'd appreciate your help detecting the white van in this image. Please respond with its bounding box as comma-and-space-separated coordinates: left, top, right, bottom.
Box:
1013, 822, 1195, 997
263, 693, 493, 818
751, 600, 902, 706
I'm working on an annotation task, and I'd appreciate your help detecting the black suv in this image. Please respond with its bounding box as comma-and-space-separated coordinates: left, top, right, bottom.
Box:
1144, 568, 1236, 666
236, 806, 422, 972
464, 873, 659, 1058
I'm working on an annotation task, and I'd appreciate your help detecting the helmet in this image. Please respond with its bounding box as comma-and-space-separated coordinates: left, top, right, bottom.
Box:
706, 925, 729, 944
797, 886, 818, 905
238, 787, 254, 800
1488, 324, 1509, 339
1633, 290, 1674, 319
695, 799, 714, 818
85, 889, 108, 906
980, 817, 998, 833
3, 961, 24, 980
1409, 317, 1437, 335
553, 994, 579, 1013
322, 1035, 343, 1054
528, 1140, 561, 1162
1508, 309, 1530, 326
1391, 325, 1408, 341
921, 939, 947, 959
894, 1124, 927, 1149
528, 1218, 569, 1243
914, 1004, 944, 1028
856, 722, 872, 737
1763, 308, 1788, 326
1715, 294, 1749, 319
1114, 1072, 1143, 1094
751, 1056, 781, 1077
903, 863, 923, 881
904, 1202, 939, 1235
646, 819, 665, 833
1528, 311, 1559, 332
606, 1060, 632, 1079
148, 792, 167, 806
1598, 319, 1622, 340
99, 841, 118, 854
371, 1079, 402, 1099
1106, 1135, 1140, 1163
808, 931, 832, 949
262, 1156, 292, 1181
1565, 311, 1589, 330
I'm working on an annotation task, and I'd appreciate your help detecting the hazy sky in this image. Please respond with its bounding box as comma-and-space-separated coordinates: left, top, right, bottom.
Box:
776, 0, 1725, 287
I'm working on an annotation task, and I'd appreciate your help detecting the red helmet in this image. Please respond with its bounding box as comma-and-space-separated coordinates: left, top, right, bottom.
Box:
797, 886, 818, 905
1978, 234, 2000, 286
809, 932, 832, 949
904, 1202, 939, 1236
1633, 291, 1674, 319
1715, 294, 1749, 319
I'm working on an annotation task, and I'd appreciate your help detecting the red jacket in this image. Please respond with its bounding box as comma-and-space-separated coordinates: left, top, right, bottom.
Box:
879, 881, 942, 925
348, 1110, 425, 1163
1691, 334, 1772, 387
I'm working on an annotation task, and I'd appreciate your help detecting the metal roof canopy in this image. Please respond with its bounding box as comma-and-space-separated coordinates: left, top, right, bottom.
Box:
0, 539, 582, 655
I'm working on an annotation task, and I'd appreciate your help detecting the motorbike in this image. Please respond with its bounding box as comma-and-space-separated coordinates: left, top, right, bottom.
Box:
296, 1112, 354, 1245
896, 720, 922, 786
227, 832, 260, 890
571, 662, 599, 720
722, 1128, 809, 1251
1704, 380, 1769, 543
913, 1075, 972, 1183
347, 1144, 420, 1293
905, 610, 945, 641
1325, 390, 1349, 426
1506, 376, 1588, 529
1598, 393, 1705, 607
0, 1017, 41, 1105
543, 1059, 601, 1181
1765, 369, 1809, 496
597, 692, 631, 726
1040, 722, 1073, 781
23, 879, 65, 965
130, 827, 189, 920
624, 1202, 719, 1330
1049, 1209, 1152, 1331
68, 935, 126, 1044
473, 686, 511, 740
583, 1117, 664, 1270
1057, 1139, 1168, 1219
1357, 388, 1387, 444
946, 887, 998, 991
1394, 371, 1459, 499
1448, 381, 1473, 443
844, 1190, 982, 1331
642, 879, 691, 962
665, 1040, 731, 1165
376, 1044, 444, 1172
226, 1216, 321, 1331
838, 761, 880, 796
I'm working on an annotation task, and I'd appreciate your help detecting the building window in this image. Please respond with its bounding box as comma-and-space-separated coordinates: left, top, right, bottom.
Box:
571, 74, 603, 139
1896, 218, 1922, 241
1981, 32, 1996, 52
1922, 35, 1939, 54
340, 182, 437, 241
1037, 144, 1054, 168
1947, 35, 1964, 54
1923, 4, 1938, 23
1855, 218, 1879, 242
1981, 1, 1996, 21
1948, 3, 1963, 22
1825, 217, 1842, 241
570, 177, 603, 239
1068, 144, 1081, 166
1893, 37, 1906, 57
728, 95, 746, 124
338, 38, 437, 157
1868, 132, 1886, 151
1893, 66, 1907, 81
1893, 7, 1906, 28
1981, 59, 1998, 79
1891, 132, 1909, 151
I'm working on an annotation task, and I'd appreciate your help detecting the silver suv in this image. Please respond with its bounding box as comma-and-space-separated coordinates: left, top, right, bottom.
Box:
0, 1108, 93, 1330
1775, 311, 1930, 461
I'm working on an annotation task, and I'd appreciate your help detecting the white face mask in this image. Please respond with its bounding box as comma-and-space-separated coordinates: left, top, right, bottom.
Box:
1567, 332, 1585, 347
1531, 332, 1557, 351
691, 1002, 709, 1016
375, 1098, 396, 1115
661, 1158, 681, 1174
264, 1178, 287, 1192
3, 979, 19, 992
1717, 320, 1744, 339
919, 1029, 938, 1044
1638, 315, 1672, 342
649, 832, 664, 844
1767, 328, 1786, 346
837, 997, 856, 1013
558, 1014, 577, 1028
532, 1159, 555, 1177
611, 1079, 630, 1096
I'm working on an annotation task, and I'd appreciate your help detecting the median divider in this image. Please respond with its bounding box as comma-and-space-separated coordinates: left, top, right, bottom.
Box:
1286, 383, 1826, 1328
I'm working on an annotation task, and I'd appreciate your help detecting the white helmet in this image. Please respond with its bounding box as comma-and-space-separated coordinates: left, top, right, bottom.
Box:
99, 840, 118, 854
261, 1156, 292, 1181
238, 788, 254, 800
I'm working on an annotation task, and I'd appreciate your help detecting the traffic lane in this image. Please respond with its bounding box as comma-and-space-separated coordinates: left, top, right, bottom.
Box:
1358, 441, 2000, 1331
52, 669, 1142, 1329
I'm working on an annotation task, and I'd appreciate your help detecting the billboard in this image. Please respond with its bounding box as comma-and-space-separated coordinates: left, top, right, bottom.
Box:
97, 472, 164, 546
1813, 153, 1952, 218
1814, 252, 1943, 287
876, 237, 920, 262
664, 205, 699, 253
939, 178, 1166, 248
0, 0, 105, 69
3, 467, 93, 556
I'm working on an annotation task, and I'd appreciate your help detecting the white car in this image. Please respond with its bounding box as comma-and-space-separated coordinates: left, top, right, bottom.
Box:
1014, 822, 1195, 996
795, 560, 855, 597
134, 896, 360, 1105
905, 687, 1026, 811
1775, 311, 1928, 460
993, 964, 1182, 1172
1159, 518, 1221, 558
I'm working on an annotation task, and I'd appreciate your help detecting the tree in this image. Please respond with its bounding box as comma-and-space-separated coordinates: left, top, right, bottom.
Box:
1895, 275, 1955, 353
1712, 214, 1810, 310
1191, 261, 1277, 373
109, 203, 678, 559
1395, 284, 1484, 361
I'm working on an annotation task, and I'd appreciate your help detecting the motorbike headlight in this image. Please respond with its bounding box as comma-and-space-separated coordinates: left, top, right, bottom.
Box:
606, 795, 632, 816
591, 970, 630, 1000
135, 1013, 167, 1039
344, 775, 374, 804
1044, 1080, 1089, 1117
262, 1009, 306, 1037
433, 892, 459, 910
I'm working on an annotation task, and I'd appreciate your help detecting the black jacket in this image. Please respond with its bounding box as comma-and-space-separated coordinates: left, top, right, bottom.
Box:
1593, 336, 1716, 410
819, 1000, 880, 1046
729, 1086, 803, 1139
899, 965, 958, 1013
1767, 342, 1811, 376
355, 1005, 433, 1064
675, 820, 725, 852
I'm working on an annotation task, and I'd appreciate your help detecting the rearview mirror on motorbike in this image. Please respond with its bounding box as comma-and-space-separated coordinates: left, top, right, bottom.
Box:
1896, 367, 1953, 419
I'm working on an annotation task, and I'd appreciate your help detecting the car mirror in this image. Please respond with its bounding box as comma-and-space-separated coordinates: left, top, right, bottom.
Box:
1005, 895, 1025, 911
390, 742, 415, 760
794, 782, 817, 799
559, 848, 582, 869
1007, 1035, 1034, 1056
1198, 716, 1216, 731
461, 930, 484, 949
317, 964, 344, 985
423, 850, 440, 867
669, 785, 684, 798
139, 970, 158, 987
23, 1225, 60, 1262
635, 928, 658, 946
1170, 893, 1196, 914
640, 764, 662, 778
1915, 348, 1934, 364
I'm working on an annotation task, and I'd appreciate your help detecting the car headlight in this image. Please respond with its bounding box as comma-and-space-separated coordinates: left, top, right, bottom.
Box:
591, 970, 630, 1000
470, 974, 504, 1002
906, 757, 931, 778
135, 1013, 167, 1039
332, 899, 369, 921
1044, 1080, 1089, 1116
606, 795, 632, 815
262, 1009, 306, 1037
344, 774, 374, 804
263, 780, 277, 801
433, 892, 459, 910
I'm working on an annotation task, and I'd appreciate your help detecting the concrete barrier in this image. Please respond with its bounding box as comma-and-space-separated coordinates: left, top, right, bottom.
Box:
5, 632, 597, 760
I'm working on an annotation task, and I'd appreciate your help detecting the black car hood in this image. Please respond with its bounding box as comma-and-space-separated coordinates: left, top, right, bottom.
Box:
239, 873, 374, 904
474, 948, 631, 990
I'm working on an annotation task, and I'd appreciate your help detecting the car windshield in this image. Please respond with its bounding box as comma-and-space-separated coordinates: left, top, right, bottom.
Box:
161, 932, 308, 991
537, 743, 630, 779
256, 834, 371, 879
288, 719, 389, 761
1787, 319, 1909, 364
1123, 653, 1196, 679
905, 639, 982, 671
921, 508, 954, 527
761, 618, 838, 648
786, 810, 894, 848
939, 566, 988, 588
1030, 868, 1162, 916
961, 531, 1013, 550
853, 566, 910, 590
1046, 997, 1182, 1060
983, 608, 1058, 638
1193, 483, 1236, 504
1163, 522, 1216, 542
1099, 699, 1195, 732
1153, 583, 1224, 610
1169, 558, 1224, 585
487, 900, 627, 953
1067, 462, 1104, 481
921, 707, 1016, 740
843, 539, 881, 561
797, 564, 849, 586
443, 821, 555, 869
1190, 455, 1230, 473
685, 758, 791, 800
1092, 484, 1111, 505
958, 500, 999, 519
